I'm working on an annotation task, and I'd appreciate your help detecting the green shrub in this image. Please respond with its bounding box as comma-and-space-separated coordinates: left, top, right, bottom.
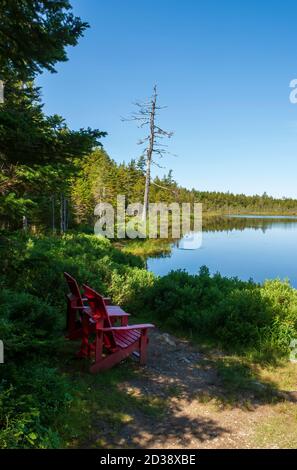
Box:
0, 363, 71, 448
109, 267, 155, 312
1, 233, 143, 306
144, 266, 297, 353
0, 289, 60, 361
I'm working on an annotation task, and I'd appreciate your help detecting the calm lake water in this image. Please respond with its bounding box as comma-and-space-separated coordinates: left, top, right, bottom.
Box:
147, 215, 297, 287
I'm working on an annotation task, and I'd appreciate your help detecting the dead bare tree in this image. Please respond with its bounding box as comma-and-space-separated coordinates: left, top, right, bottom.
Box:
123, 85, 173, 220
51, 195, 56, 233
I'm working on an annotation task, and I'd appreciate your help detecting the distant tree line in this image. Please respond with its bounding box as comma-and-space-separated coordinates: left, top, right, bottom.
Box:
2, 141, 297, 230
70, 149, 297, 229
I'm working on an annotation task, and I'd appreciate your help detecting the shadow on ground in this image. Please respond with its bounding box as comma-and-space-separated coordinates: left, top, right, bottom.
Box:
62, 329, 295, 449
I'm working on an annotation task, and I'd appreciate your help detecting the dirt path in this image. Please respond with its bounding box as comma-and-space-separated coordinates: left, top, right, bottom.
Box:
88, 329, 296, 449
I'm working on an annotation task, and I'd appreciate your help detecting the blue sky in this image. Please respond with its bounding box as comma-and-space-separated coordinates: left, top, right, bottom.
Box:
37, 0, 297, 198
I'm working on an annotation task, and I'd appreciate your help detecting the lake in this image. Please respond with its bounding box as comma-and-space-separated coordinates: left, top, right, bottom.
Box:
147, 215, 297, 287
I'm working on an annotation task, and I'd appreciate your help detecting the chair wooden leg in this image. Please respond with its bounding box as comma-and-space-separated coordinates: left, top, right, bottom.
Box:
121, 316, 129, 326
90, 343, 137, 373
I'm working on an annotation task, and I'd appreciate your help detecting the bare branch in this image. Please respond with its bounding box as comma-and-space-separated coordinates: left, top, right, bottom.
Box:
152, 160, 166, 169
137, 136, 150, 145
154, 126, 174, 137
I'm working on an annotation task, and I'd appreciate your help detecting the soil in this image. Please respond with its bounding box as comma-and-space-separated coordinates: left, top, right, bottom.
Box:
88, 329, 294, 449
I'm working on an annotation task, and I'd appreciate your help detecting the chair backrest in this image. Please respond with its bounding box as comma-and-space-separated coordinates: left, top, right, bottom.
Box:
64, 272, 84, 308
82, 284, 117, 350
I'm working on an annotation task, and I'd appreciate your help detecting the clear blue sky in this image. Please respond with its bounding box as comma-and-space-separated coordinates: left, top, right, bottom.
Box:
37, 0, 297, 198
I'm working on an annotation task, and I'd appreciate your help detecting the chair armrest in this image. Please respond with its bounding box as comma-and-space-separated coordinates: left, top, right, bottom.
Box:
103, 297, 112, 305
99, 324, 154, 332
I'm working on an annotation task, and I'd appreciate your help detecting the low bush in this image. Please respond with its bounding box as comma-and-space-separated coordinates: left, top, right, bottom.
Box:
0, 363, 71, 448
0, 232, 150, 448
143, 267, 297, 354
0, 289, 60, 361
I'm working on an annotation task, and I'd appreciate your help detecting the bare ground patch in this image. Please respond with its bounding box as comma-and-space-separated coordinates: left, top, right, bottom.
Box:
84, 329, 297, 449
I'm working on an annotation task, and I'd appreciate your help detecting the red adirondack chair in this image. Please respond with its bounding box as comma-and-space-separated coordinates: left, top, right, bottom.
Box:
64, 272, 130, 340
82, 284, 154, 373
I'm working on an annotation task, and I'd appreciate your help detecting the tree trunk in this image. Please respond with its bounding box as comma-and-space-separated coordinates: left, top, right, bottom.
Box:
60, 193, 67, 233
22, 215, 28, 232
51, 195, 56, 233
0, 80, 4, 104
64, 196, 67, 231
